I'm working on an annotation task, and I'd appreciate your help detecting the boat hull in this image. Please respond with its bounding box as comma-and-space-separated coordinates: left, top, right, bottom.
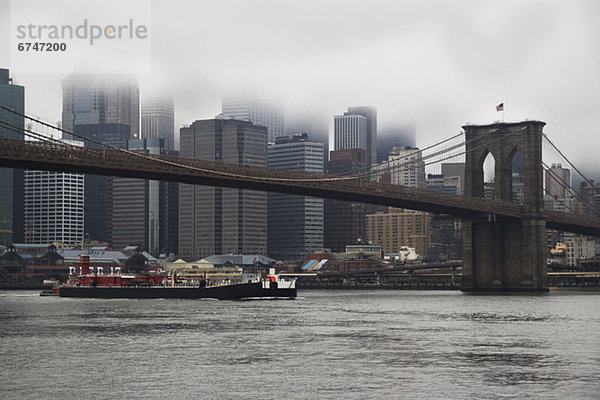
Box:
59, 282, 296, 300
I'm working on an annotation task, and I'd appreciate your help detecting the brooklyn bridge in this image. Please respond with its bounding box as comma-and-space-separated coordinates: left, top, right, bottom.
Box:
0, 110, 599, 292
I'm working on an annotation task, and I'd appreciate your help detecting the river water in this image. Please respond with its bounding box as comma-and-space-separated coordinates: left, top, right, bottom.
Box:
1, 290, 599, 399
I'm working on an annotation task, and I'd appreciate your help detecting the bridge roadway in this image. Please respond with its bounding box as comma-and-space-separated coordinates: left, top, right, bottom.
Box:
0, 138, 599, 237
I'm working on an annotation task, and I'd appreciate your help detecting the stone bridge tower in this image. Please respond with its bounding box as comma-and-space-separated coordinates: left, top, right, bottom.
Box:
462, 120, 548, 292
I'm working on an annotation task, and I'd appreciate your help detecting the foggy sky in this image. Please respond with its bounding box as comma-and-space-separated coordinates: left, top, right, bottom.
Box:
1, 0, 599, 171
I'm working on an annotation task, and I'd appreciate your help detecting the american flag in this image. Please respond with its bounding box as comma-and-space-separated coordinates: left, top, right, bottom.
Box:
496, 103, 504, 112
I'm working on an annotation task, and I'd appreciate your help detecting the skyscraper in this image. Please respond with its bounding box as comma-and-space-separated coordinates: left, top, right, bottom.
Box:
324, 149, 370, 252
580, 180, 600, 217
426, 162, 465, 261
545, 163, 571, 200
179, 119, 267, 260
441, 163, 465, 195
24, 140, 84, 245
347, 106, 377, 167
334, 106, 377, 166
141, 94, 175, 150
267, 134, 324, 260
0, 68, 25, 245
61, 74, 139, 139
74, 123, 131, 243
377, 125, 416, 163
221, 94, 284, 143
110, 139, 179, 255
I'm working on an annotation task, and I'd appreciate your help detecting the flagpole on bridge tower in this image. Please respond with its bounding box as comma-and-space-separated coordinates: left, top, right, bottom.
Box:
496, 102, 504, 121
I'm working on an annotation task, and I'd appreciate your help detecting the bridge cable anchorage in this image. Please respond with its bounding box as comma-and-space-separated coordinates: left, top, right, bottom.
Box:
0, 107, 361, 183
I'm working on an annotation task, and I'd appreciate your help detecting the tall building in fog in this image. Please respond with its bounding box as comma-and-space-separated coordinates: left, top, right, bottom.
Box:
267, 134, 324, 260
61, 105, 135, 243
74, 123, 131, 243
221, 95, 284, 143
377, 125, 416, 163
141, 94, 175, 150
347, 106, 377, 166
61, 74, 139, 139
24, 140, 84, 245
110, 139, 179, 255
334, 106, 377, 166
0, 68, 25, 245
179, 119, 267, 260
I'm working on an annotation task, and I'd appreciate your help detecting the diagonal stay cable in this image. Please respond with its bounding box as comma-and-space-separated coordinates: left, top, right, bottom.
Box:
330, 131, 465, 178
543, 134, 596, 188
542, 161, 598, 216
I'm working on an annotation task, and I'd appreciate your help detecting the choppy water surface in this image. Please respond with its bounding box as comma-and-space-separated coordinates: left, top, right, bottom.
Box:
1, 290, 600, 399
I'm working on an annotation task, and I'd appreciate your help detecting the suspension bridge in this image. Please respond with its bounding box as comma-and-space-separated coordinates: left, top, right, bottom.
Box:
0, 106, 599, 292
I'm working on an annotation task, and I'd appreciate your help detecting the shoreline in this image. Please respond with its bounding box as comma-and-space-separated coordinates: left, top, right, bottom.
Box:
3, 284, 599, 292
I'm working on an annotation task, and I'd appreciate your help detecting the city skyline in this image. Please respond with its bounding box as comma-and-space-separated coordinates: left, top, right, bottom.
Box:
1, 1, 599, 171
0, 64, 597, 260
61, 74, 140, 140
1, 2, 600, 396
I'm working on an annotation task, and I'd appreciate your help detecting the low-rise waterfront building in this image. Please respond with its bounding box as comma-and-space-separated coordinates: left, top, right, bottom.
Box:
0, 244, 157, 284
345, 244, 382, 258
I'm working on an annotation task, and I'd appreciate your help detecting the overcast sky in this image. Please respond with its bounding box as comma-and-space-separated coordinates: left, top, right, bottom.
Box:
1, 0, 599, 171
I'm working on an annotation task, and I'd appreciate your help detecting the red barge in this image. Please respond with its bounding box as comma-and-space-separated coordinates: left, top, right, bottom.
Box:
46, 254, 296, 300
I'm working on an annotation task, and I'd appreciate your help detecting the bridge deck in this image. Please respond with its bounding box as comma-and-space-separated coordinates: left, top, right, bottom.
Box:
0, 139, 598, 236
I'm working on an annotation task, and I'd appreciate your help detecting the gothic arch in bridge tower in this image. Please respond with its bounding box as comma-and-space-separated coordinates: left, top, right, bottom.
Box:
477, 150, 496, 200
506, 146, 525, 205
462, 120, 547, 292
